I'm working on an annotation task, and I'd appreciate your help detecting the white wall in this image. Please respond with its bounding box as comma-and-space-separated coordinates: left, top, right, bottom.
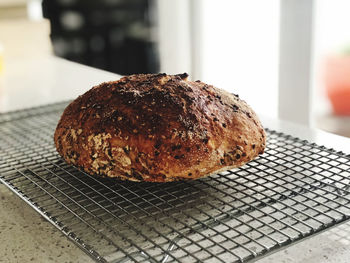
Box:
156, 0, 192, 75
200, 0, 280, 118
156, 0, 350, 126
157, 0, 279, 118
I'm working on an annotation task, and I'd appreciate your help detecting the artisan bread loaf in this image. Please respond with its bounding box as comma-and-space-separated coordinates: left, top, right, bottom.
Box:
54, 73, 266, 182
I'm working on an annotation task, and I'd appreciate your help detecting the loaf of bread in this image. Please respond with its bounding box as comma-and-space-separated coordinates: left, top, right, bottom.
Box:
54, 73, 266, 182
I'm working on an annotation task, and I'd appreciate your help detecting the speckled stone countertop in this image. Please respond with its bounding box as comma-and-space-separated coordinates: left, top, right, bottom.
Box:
0, 56, 118, 263
1, 56, 350, 262
0, 185, 93, 263
2, 181, 350, 263
258, 221, 350, 263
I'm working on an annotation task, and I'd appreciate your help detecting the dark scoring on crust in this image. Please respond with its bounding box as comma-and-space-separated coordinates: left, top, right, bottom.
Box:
54, 73, 266, 182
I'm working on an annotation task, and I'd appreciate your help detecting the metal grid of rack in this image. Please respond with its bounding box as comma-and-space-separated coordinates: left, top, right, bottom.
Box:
0, 102, 350, 263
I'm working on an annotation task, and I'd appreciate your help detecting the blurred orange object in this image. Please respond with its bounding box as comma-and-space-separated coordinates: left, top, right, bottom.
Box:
325, 56, 350, 115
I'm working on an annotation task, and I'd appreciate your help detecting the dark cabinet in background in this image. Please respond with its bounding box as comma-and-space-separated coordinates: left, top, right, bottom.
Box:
42, 0, 159, 75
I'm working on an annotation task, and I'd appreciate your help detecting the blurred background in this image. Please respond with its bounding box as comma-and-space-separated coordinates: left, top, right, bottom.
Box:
0, 0, 350, 138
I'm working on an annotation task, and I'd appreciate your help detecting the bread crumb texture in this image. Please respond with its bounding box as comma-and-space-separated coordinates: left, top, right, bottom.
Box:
54, 73, 266, 182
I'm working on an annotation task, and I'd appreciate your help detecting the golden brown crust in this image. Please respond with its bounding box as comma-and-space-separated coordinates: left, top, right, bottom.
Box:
54, 73, 266, 182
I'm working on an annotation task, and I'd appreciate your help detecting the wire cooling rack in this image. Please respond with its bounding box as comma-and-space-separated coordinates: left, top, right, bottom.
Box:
0, 102, 350, 263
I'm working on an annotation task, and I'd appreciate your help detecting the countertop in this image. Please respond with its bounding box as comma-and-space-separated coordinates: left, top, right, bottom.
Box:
0, 56, 350, 262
